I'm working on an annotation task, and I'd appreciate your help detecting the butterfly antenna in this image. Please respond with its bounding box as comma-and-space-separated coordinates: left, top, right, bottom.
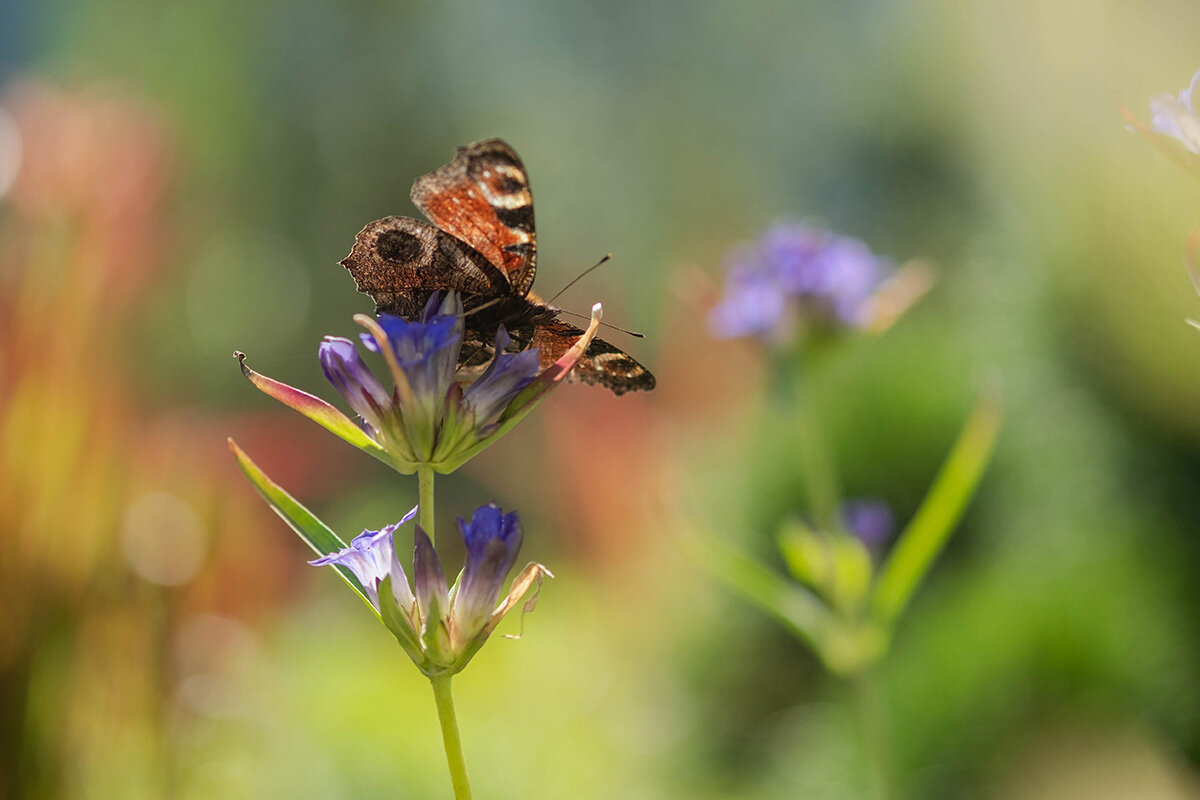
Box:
546, 254, 612, 305
557, 308, 645, 338
461, 296, 503, 318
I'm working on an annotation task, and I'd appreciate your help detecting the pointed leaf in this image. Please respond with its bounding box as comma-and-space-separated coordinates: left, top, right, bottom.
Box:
235, 351, 383, 453
871, 394, 1003, 625
228, 438, 371, 605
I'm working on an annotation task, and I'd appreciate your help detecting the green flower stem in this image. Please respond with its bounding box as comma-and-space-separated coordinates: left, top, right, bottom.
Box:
418, 464, 436, 545
767, 346, 842, 532
418, 462, 470, 797
851, 667, 895, 800
795, 375, 841, 533
778, 346, 841, 533
430, 675, 473, 800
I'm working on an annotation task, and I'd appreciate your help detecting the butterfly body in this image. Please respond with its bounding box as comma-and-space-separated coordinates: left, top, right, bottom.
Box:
341, 139, 655, 394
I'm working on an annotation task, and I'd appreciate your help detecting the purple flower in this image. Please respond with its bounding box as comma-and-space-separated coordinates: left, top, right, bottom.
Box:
237, 293, 609, 474
452, 504, 523, 647
308, 505, 419, 613
308, 502, 549, 676
1149, 66, 1200, 155
840, 498, 895, 556
708, 222, 895, 341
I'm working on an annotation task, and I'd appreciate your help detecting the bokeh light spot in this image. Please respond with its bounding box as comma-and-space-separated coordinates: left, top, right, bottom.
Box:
120, 491, 207, 586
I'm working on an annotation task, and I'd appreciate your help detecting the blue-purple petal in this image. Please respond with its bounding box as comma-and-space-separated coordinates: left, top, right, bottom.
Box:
807, 236, 888, 326
461, 327, 540, 424
840, 498, 895, 554
763, 223, 829, 295
319, 336, 392, 433
361, 311, 462, 408
453, 504, 523, 636
309, 504, 419, 607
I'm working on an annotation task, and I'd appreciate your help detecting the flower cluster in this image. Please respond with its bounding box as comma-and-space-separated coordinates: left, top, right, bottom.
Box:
699, 394, 1001, 676
708, 222, 929, 342
237, 292, 602, 474
231, 289, 604, 679
310, 503, 549, 676
709, 223, 889, 339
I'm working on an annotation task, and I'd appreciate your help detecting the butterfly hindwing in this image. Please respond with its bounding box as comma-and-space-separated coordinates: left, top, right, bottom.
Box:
531, 320, 656, 395
339, 216, 510, 318
410, 138, 538, 297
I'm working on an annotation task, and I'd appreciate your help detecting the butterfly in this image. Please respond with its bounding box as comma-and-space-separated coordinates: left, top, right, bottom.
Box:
339, 138, 655, 395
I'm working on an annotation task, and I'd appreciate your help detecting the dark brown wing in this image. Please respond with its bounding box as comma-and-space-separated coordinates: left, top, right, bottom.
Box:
410, 139, 538, 297
531, 320, 656, 396
339, 216, 511, 318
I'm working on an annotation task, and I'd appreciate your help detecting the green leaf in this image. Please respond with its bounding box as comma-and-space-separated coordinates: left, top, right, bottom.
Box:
871, 393, 1003, 626
228, 438, 372, 607
235, 351, 391, 458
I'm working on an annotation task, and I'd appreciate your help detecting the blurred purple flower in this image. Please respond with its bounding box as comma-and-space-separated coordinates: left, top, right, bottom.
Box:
803, 236, 887, 326
840, 498, 895, 555
706, 260, 789, 339
708, 222, 893, 340
1149, 66, 1200, 155
761, 223, 831, 295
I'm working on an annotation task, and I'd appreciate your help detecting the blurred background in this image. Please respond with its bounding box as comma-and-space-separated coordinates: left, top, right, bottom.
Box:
3, 0, 1200, 798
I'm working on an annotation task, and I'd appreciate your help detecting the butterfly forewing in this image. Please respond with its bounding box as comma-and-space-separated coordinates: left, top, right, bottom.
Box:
410, 138, 538, 298
339, 216, 510, 318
